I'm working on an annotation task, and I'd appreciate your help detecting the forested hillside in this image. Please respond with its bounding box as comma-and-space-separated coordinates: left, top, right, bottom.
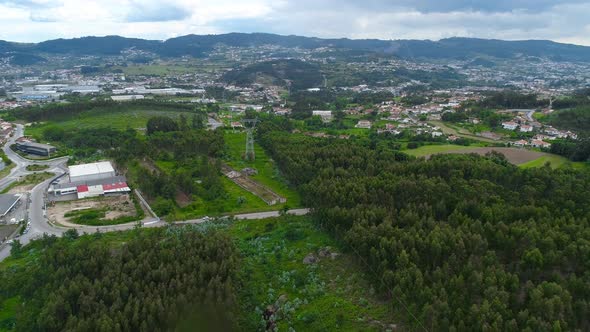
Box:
222, 59, 323, 90
257, 121, 590, 331
3, 33, 590, 61
0, 228, 238, 331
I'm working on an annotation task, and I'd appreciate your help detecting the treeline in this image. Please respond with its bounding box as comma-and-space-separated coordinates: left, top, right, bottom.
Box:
552, 89, 590, 109
546, 107, 590, 137
1, 227, 239, 331
478, 91, 547, 109
257, 124, 590, 331
549, 139, 590, 162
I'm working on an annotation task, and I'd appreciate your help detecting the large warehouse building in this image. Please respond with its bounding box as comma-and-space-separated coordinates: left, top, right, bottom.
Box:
51, 161, 130, 199
69, 161, 116, 182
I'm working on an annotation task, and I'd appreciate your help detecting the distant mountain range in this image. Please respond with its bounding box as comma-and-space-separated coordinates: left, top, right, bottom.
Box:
2, 33, 590, 63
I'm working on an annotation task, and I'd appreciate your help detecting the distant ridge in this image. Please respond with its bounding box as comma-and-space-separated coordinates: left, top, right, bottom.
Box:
2, 32, 590, 62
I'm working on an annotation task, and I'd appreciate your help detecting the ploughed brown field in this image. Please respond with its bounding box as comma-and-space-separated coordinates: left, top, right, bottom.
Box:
424, 147, 546, 165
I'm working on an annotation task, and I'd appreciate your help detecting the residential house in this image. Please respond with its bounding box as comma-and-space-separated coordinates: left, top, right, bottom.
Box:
355, 120, 372, 129
502, 121, 518, 130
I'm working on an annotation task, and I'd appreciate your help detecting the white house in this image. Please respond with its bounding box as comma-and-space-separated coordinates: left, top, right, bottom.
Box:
312, 110, 333, 122
355, 120, 372, 129
531, 139, 551, 149
502, 122, 518, 130
520, 125, 533, 133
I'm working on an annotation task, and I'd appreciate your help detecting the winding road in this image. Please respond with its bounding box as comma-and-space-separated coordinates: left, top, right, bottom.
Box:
0, 124, 310, 261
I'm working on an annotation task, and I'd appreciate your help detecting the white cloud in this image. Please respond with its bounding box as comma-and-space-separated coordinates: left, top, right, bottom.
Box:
0, 0, 589, 46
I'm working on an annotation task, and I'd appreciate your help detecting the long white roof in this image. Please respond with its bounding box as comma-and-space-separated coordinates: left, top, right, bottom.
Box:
69, 161, 114, 178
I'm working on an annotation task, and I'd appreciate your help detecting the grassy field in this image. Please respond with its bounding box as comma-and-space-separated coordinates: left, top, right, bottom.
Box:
25, 164, 49, 171
403, 144, 476, 157
0, 297, 18, 331
229, 216, 399, 331
151, 161, 284, 220
25, 109, 191, 138
520, 155, 589, 170
224, 131, 301, 208
0, 163, 15, 182
172, 177, 277, 220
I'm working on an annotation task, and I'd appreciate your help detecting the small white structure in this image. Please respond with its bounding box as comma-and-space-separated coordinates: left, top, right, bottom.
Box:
355, 120, 372, 129
312, 110, 333, 122
69, 161, 116, 183
520, 125, 533, 133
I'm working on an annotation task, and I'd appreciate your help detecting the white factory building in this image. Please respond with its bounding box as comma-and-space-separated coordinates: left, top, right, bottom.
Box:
69, 161, 116, 182
52, 161, 130, 199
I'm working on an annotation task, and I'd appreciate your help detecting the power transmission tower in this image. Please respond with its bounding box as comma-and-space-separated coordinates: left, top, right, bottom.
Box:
242, 118, 258, 161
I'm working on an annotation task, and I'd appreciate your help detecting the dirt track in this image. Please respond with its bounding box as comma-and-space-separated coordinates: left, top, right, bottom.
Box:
425, 147, 546, 165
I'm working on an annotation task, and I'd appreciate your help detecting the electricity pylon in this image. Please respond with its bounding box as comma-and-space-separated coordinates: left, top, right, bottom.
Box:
242, 118, 258, 161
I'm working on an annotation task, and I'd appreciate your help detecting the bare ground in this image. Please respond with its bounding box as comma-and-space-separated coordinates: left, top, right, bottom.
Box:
425, 147, 546, 165
47, 194, 137, 226
0, 225, 18, 241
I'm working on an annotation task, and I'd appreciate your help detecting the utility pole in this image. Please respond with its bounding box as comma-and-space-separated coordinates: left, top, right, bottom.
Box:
242, 118, 259, 161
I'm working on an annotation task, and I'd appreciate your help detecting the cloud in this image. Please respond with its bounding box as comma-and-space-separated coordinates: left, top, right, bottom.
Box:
125, 2, 191, 22
0, 0, 589, 46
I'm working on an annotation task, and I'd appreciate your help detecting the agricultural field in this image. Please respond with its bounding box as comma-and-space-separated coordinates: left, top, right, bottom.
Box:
519, 155, 589, 170
403, 144, 477, 157
406, 144, 589, 169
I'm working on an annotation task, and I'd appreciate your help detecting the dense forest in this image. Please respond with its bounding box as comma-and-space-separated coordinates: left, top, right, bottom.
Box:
1, 227, 239, 331
256, 118, 590, 331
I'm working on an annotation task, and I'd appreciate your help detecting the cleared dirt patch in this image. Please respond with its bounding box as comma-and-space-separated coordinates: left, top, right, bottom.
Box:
47, 194, 137, 226
0, 225, 18, 241
424, 147, 547, 165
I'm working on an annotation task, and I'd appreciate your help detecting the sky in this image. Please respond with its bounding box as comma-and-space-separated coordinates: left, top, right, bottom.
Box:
1, 0, 590, 45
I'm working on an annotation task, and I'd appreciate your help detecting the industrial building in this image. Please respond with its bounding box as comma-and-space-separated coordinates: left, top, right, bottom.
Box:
69, 161, 116, 182
111, 95, 145, 102
52, 176, 131, 199
15, 140, 57, 156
